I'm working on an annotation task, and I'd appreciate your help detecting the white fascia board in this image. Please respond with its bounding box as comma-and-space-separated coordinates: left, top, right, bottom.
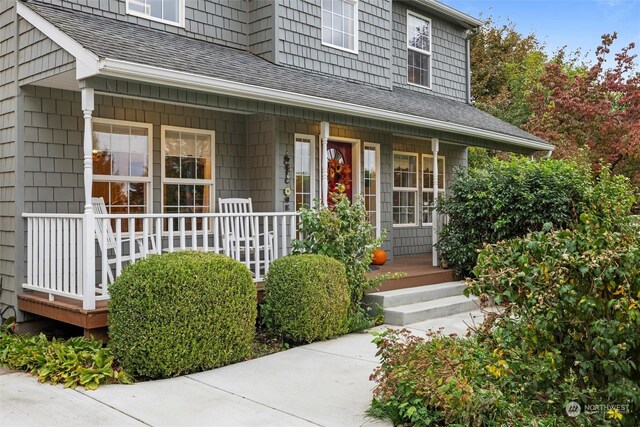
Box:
16, 1, 100, 79
413, 0, 483, 28
99, 58, 554, 151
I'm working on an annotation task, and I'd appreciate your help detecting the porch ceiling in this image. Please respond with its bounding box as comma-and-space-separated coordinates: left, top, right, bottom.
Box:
19, 0, 554, 152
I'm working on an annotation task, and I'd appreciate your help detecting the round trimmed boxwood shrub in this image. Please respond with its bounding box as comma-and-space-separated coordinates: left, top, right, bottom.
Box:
108, 251, 256, 379
262, 254, 349, 343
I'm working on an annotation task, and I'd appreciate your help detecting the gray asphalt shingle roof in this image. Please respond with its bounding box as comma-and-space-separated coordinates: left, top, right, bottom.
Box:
25, 1, 548, 146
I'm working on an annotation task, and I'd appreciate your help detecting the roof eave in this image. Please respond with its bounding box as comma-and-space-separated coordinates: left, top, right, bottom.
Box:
98, 58, 554, 152
412, 0, 483, 28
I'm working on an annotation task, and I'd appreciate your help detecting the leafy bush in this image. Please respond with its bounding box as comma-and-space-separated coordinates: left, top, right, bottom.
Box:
368, 329, 566, 426
108, 251, 256, 379
293, 194, 395, 331
0, 325, 130, 390
262, 254, 349, 343
436, 158, 592, 277
467, 170, 639, 423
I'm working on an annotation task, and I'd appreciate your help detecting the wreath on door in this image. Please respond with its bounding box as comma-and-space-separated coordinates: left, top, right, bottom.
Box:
328, 149, 352, 194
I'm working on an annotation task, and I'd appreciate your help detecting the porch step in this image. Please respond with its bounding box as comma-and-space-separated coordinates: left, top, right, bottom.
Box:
363, 281, 481, 326
383, 295, 481, 326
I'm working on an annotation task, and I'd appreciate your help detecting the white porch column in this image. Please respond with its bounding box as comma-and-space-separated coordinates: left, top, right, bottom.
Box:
431, 138, 439, 267
81, 84, 96, 309
320, 121, 330, 205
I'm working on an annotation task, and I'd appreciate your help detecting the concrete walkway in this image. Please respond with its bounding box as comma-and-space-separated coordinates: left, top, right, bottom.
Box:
1, 310, 488, 427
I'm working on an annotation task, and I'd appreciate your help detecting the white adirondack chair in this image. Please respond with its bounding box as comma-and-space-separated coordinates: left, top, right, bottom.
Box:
218, 198, 274, 271
92, 197, 158, 285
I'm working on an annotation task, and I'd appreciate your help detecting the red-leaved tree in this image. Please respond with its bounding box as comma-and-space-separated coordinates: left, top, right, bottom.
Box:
526, 33, 640, 185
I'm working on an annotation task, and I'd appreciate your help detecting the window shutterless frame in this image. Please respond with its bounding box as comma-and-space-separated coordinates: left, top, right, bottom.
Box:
160, 125, 215, 215
364, 142, 381, 237
392, 151, 419, 227
294, 134, 316, 211
406, 10, 432, 89
126, 0, 185, 28
91, 117, 153, 214
321, 0, 359, 54
421, 154, 445, 226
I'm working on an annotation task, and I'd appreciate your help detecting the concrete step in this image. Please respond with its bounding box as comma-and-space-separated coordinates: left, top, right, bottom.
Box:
383, 294, 481, 326
364, 281, 466, 309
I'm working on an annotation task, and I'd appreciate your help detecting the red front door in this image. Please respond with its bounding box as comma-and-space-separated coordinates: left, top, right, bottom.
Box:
327, 141, 353, 202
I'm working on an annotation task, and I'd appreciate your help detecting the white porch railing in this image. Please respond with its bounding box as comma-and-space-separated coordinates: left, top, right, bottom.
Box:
23, 212, 298, 310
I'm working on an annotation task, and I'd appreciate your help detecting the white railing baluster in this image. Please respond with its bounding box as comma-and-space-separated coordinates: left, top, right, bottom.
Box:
70, 219, 76, 294
155, 218, 162, 254
253, 215, 260, 280
56, 218, 62, 292
203, 217, 208, 252
263, 216, 269, 275
115, 219, 123, 276
180, 217, 186, 250
129, 218, 135, 264
168, 217, 174, 252
281, 216, 287, 257
192, 217, 197, 250
76, 218, 83, 297
142, 217, 149, 257
101, 218, 108, 289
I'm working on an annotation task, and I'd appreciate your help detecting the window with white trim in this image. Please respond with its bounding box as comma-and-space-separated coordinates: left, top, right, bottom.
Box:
161, 126, 215, 227
407, 11, 431, 88
364, 143, 380, 236
422, 154, 445, 225
295, 135, 315, 211
393, 152, 418, 226
126, 0, 184, 27
322, 0, 358, 52
92, 119, 152, 232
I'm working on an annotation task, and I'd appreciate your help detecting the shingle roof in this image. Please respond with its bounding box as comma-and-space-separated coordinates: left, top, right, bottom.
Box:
25, 1, 549, 147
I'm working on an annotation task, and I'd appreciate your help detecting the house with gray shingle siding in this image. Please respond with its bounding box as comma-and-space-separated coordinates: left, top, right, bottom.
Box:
0, 0, 553, 324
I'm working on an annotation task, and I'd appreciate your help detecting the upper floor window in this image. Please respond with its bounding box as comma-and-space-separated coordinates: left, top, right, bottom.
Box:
322, 0, 358, 53
407, 11, 431, 88
126, 0, 185, 27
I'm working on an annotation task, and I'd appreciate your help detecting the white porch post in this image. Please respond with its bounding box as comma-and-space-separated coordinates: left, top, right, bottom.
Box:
320, 121, 329, 205
431, 138, 439, 267
81, 84, 96, 310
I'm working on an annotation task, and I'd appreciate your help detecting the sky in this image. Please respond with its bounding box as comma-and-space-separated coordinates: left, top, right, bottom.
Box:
445, 0, 640, 65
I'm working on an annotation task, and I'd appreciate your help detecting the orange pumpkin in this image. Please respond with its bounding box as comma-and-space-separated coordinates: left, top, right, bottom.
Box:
371, 248, 387, 265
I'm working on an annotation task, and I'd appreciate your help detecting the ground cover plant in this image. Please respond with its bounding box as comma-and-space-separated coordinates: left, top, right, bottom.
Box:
262, 254, 350, 343
109, 251, 256, 379
370, 168, 639, 426
0, 323, 131, 390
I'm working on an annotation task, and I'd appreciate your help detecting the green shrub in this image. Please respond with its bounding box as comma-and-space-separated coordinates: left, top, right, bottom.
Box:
292, 194, 394, 331
437, 158, 592, 277
467, 170, 639, 423
108, 251, 256, 379
0, 325, 130, 390
262, 254, 349, 343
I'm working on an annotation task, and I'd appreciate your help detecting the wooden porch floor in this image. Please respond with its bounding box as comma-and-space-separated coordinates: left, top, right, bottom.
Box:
18, 254, 453, 336
366, 254, 455, 293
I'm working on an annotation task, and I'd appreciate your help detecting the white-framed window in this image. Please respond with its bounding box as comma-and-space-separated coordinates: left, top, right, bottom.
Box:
364, 143, 381, 236
161, 126, 215, 227
393, 151, 418, 226
407, 11, 432, 88
92, 118, 153, 232
322, 0, 358, 53
422, 154, 445, 225
294, 134, 316, 211
126, 0, 185, 27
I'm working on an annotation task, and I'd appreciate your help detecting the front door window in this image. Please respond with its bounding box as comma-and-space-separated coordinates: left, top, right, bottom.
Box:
327, 141, 352, 203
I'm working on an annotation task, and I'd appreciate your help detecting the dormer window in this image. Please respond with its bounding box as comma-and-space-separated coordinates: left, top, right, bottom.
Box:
126, 0, 184, 27
322, 0, 358, 53
407, 11, 431, 88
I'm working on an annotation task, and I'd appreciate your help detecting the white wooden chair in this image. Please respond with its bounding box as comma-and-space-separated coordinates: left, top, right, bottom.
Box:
92, 197, 158, 285
218, 198, 274, 272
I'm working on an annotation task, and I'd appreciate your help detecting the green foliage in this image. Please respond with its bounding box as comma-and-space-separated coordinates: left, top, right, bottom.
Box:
262, 254, 349, 343
108, 251, 256, 379
368, 329, 568, 426
292, 194, 387, 330
466, 170, 639, 423
436, 158, 592, 277
0, 328, 130, 390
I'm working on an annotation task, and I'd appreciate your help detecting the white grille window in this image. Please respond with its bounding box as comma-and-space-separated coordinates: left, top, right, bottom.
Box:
393, 152, 418, 226
422, 155, 445, 225
407, 11, 432, 88
322, 0, 358, 52
127, 0, 184, 26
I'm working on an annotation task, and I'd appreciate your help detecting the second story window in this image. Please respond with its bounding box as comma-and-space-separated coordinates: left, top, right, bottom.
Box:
407, 11, 431, 88
126, 0, 184, 27
322, 0, 358, 53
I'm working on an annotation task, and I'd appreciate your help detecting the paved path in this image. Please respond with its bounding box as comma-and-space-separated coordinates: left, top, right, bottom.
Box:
0, 310, 488, 427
